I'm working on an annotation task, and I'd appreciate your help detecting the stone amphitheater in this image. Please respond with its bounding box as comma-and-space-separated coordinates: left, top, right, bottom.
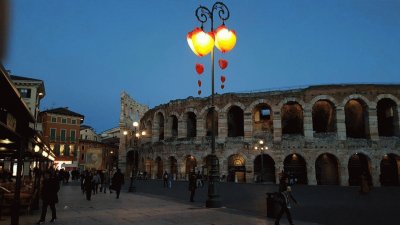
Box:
118, 84, 400, 186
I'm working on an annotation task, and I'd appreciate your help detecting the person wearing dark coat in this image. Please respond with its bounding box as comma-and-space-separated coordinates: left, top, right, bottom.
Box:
36, 170, 60, 224
111, 169, 124, 199
188, 171, 197, 202
84, 171, 93, 201
275, 176, 298, 225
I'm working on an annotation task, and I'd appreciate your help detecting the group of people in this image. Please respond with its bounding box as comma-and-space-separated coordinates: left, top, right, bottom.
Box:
81, 169, 124, 200
36, 168, 125, 224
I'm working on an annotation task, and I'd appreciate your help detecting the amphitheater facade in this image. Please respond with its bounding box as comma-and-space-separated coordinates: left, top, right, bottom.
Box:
119, 84, 400, 186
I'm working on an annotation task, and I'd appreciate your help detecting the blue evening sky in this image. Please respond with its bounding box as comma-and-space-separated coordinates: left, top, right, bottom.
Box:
4, 0, 400, 133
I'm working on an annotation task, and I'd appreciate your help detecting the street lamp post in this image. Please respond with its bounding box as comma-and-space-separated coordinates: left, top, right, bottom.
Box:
187, 2, 236, 208
128, 122, 145, 192
254, 140, 268, 182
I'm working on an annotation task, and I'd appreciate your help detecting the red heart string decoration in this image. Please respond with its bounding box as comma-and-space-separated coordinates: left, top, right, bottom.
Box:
195, 63, 204, 75
218, 59, 228, 70
198, 80, 202, 87
220, 75, 226, 83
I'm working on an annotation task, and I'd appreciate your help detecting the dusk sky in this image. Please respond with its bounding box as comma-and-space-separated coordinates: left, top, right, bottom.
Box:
4, 0, 400, 133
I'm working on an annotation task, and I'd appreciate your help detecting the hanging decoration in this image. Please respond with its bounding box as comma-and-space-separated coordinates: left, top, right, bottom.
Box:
198, 90, 202, 95
198, 80, 202, 87
214, 25, 237, 53
218, 59, 228, 70
220, 75, 226, 83
195, 63, 204, 75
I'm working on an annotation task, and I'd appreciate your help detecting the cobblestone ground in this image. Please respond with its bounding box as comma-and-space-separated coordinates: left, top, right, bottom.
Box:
0, 181, 321, 225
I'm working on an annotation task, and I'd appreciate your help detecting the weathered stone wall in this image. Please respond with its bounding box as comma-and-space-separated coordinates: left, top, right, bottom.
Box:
133, 85, 400, 186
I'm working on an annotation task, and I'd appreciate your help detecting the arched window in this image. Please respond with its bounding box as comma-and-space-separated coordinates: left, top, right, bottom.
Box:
228, 106, 244, 137
345, 99, 369, 139
186, 112, 197, 138
312, 100, 336, 134
170, 115, 178, 138
377, 98, 398, 137
253, 103, 273, 134
281, 101, 303, 135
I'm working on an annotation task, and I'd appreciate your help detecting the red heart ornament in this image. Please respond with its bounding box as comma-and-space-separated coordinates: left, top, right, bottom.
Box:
198, 80, 202, 87
221, 84, 225, 89
195, 63, 204, 75
220, 75, 226, 83
198, 90, 202, 95
218, 59, 228, 70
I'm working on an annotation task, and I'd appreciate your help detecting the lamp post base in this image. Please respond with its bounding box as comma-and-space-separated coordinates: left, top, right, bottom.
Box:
206, 197, 222, 208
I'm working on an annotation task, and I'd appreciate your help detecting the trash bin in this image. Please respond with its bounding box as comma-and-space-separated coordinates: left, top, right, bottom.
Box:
266, 192, 281, 218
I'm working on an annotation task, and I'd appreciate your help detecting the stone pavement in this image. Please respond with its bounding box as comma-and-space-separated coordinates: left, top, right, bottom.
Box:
1, 183, 322, 225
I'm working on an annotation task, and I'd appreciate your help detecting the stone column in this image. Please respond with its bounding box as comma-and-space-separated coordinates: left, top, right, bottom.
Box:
307, 165, 317, 185
303, 107, 313, 140
164, 117, 172, 139
273, 111, 282, 142
370, 159, 381, 187
336, 106, 346, 140
218, 112, 227, 141
395, 106, 400, 137
243, 112, 252, 140
368, 108, 379, 140
178, 116, 187, 139
339, 165, 349, 186
118, 131, 128, 175
196, 117, 205, 139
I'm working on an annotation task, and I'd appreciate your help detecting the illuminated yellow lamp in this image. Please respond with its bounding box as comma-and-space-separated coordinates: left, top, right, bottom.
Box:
141, 131, 146, 136
0, 138, 13, 144
42, 151, 48, 157
133, 121, 139, 127
34, 145, 40, 152
187, 27, 214, 57
123, 131, 128, 136
214, 25, 237, 53
135, 132, 140, 138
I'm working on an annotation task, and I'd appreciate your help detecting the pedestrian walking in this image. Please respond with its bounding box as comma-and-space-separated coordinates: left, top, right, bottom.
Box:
275, 176, 298, 225
196, 171, 203, 188
188, 171, 197, 202
111, 168, 124, 199
163, 171, 168, 188
92, 171, 101, 194
84, 171, 93, 201
168, 172, 173, 188
36, 170, 60, 224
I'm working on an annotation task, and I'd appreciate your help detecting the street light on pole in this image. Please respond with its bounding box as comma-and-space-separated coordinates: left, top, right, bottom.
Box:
128, 121, 145, 192
254, 139, 268, 182
187, 2, 237, 208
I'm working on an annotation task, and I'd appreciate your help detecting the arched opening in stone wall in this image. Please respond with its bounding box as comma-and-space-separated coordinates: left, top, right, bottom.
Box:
168, 156, 178, 179
206, 108, 218, 137
253, 154, 275, 183
155, 156, 163, 179
284, 154, 307, 184
156, 112, 164, 141
127, 150, 138, 177
281, 101, 304, 135
185, 155, 197, 177
170, 115, 178, 138
345, 99, 369, 139
146, 120, 152, 137
186, 112, 197, 138
228, 154, 246, 183
315, 153, 339, 185
377, 98, 398, 137
228, 106, 244, 137
312, 100, 336, 134
252, 103, 273, 134
348, 153, 372, 186
380, 153, 400, 186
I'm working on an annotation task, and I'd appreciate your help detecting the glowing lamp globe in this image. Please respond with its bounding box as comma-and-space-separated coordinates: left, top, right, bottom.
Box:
214, 25, 236, 53
187, 27, 215, 57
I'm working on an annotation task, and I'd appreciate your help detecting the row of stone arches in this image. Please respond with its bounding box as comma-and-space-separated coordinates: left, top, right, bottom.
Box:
142, 95, 400, 141
140, 153, 400, 186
